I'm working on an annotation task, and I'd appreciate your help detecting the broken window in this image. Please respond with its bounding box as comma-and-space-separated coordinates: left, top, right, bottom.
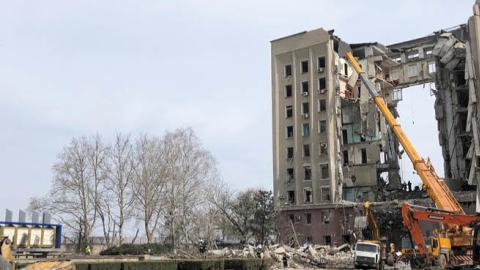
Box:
322, 211, 330, 224
319, 77, 326, 90
285, 64, 292, 77
303, 144, 310, 157
302, 102, 309, 115
287, 147, 294, 159
304, 166, 311, 180
304, 188, 313, 203
288, 214, 295, 223
318, 57, 326, 69
302, 81, 309, 95
305, 213, 312, 224
286, 105, 293, 118
343, 150, 349, 165
407, 49, 419, 60
324, 235, 332, 246
319, 120, 327, 133
321, 187, 330, 201
361, 148, 367, 164
287, 168, 294, 180
286, 126, 294, 138
301, 60, 309, 73
302, 123, 310, 137
285, 85, 292, 97
320, 164, 329, 179
320, 143, 327, 155
287, 191, 295, 204
319, 99, 326, 112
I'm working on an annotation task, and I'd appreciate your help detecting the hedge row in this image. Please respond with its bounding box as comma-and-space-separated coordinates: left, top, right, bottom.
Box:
74, 258, 271, 270
100, 244, 173, 256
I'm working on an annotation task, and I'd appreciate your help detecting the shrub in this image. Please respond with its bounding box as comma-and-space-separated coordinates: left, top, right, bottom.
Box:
100, 244, 172, 255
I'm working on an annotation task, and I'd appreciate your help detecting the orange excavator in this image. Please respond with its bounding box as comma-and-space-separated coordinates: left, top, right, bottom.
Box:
339, 41, 480, 268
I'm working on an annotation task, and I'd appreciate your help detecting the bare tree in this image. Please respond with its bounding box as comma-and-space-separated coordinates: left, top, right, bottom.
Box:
47, 136, 108, 250
162, 128, 218, 250
105, 134, 136, 245
131, 135, 167, 243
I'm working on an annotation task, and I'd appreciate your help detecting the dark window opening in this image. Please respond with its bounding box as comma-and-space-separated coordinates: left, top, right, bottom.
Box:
304, 189, 313, 203
321, 187, 330, 201
319, 120, 327, 133
287, 168, 294, 180
344, 63, 348, 77
286, 105, 293, 118
301, 60, 309, 73
305, 213, 312, 224
302, 81, 309, 94
319, 78, 326, 90
285, 85, 292, 97
342, 130, 348, 144
319, 99, 326, 112
288, 191, 295, 204
287, 126, 294, 138
302, 102, 309, 114
361, 148, 367, 164
287, 147, 294, 159
288, 214, 295, 223
324, 235, 332, 246
303, 144, 310, 157
342, 234, 351, 244
285, 65, 292, 77
318, 57, 326, 69
320, 143, 327, 155
304, 166, 311, 180
321, 164, 329, 179
343, 150, 349, 165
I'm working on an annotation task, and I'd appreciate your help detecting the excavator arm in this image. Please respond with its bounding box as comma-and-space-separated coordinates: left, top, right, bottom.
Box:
339, 43, 463, 214
401, 203, 480, 258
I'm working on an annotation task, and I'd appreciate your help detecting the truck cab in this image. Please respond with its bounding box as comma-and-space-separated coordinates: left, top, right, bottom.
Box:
354, 241, 383, 269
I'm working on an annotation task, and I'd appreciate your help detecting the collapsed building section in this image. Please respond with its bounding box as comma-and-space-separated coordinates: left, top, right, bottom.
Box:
272, 1, 480, 246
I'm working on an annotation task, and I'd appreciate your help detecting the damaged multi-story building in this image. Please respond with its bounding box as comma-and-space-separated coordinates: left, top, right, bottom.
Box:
272, 1, 480, 246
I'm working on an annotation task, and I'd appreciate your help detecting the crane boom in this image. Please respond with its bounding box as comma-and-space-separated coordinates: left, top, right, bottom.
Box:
343, 51, 464, 214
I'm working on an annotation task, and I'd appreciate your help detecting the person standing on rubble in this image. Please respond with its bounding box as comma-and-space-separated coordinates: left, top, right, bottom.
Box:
407, 181, 412, 192
282, 252, 289, 268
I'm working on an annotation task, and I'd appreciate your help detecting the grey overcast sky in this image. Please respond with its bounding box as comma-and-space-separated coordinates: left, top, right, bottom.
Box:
0, 0, 474, 212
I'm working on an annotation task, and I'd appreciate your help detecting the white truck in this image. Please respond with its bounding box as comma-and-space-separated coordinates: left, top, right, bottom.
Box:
354, 241, 384, 270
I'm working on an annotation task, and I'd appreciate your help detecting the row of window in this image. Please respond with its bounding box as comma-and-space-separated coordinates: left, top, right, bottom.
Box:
286, 120, 327, 138
287, 186, 330, 205
286, 143, 327, 160
342, 148, 368, 165
284, 78, 326, 98
284, 57, 326, 77
285, 100, 327, 118
287, 163, 329, 181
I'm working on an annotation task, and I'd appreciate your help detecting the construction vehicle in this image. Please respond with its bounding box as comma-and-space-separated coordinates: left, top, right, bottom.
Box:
402, 203, 480, 268
339, 41, 480, 268
354, 202, 390, 269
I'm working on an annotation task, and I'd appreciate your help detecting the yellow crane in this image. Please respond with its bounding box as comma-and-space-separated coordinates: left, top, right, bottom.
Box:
338, 41, 475, 268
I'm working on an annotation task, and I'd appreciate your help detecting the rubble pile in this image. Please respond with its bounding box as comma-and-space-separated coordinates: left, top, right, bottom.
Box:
208, 244, 354, 269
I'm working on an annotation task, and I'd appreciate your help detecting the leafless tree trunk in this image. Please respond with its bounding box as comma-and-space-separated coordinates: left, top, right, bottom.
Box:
162, 128, 218, 249
47, 136, 107, 250
106, 134, 136, 245
131, 135, 167, 244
